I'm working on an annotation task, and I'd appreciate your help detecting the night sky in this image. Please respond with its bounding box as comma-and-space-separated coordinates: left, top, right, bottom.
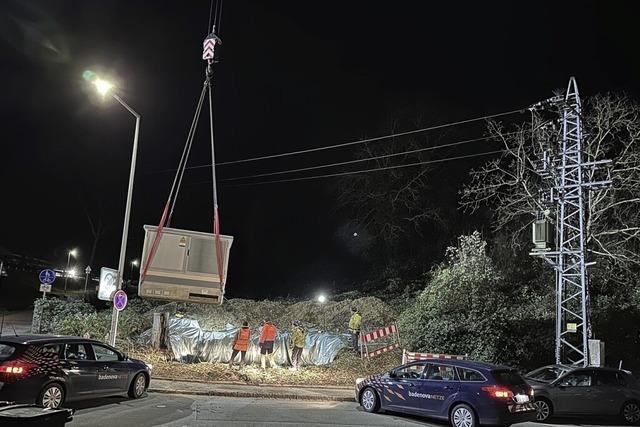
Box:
2, 1, 639, 298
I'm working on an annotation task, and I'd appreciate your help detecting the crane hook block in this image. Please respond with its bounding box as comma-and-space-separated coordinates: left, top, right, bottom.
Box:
203, 32, 222, 61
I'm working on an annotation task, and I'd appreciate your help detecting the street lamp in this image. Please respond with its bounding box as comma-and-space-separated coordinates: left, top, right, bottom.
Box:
317, 294, 327, 331
85, 70, 141, 346
129, 259, 139, 280
64, 248, 77, 291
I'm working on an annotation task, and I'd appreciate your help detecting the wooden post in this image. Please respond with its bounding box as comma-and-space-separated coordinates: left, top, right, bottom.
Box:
152, 312, 168, 349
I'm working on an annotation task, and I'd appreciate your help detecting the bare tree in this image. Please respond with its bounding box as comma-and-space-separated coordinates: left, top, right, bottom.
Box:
337, 116, 452, 275
461, 94, 640, 275
84, 206, 104, 269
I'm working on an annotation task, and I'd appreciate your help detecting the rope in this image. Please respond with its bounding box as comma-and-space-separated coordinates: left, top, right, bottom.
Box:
207, 77, 226, 285
169, 84, 208, 223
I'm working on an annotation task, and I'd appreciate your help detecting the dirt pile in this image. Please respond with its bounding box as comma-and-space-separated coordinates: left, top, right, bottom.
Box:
149, 296, 397, 332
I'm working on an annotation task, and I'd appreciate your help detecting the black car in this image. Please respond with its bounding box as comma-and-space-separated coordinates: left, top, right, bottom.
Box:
0, 335, 152, 409
526, 366, 640, 425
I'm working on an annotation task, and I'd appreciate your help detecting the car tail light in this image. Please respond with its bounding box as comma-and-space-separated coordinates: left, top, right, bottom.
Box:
481, 385, 514, 399
0, 362, 33, 376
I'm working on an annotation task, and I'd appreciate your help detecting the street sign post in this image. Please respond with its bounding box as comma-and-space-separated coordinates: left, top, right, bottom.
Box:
113, 290, 128, 312
98, 267, 118, 301
39, 269, 56, 285
38, 269, 56, 299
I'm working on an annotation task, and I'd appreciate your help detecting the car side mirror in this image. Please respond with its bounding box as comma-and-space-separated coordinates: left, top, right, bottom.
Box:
120, 352, 128, 361
389, 370, 397, 378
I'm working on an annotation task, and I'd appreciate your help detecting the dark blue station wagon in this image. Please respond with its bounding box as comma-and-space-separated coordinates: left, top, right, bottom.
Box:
0, 335, 152, 409
355, 359, 537, 427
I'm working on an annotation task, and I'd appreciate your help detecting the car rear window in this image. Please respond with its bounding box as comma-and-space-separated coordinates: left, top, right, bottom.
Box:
0, 343, 17, 361
492, 369, 527, 386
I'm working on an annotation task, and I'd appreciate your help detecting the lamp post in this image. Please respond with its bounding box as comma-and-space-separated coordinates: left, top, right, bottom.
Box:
129, 259, 139, 280
317, 294, 327, 331
85, 71, 141, 346
64, 249, 77, 292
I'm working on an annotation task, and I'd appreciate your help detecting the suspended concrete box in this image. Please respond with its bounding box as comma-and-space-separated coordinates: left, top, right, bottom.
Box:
138, 225, 233, 305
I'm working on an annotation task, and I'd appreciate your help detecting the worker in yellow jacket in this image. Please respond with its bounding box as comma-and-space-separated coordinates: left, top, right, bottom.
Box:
290, 321, 305, 370
348, 307, 362, 354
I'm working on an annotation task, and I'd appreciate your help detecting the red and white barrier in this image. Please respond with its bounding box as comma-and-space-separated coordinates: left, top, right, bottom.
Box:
367, 342, 400, 358
363, 325, 397, 343
402, 350, 466, 364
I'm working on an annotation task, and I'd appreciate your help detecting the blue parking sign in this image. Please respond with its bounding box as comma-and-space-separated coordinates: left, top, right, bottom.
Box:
39, 269, 56, 284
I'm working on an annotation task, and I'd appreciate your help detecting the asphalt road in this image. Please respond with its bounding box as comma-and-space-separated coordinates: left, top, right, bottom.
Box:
66, 392, 627, 427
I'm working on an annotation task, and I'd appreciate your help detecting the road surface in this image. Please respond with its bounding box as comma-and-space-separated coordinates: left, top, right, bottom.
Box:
1, 309, 33, 335
67, 392, 625, 427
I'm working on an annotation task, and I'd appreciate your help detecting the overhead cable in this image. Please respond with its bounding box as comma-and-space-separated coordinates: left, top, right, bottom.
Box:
221, 134, 509, 182
203, 149, 504, 187
180, 108, 524, 170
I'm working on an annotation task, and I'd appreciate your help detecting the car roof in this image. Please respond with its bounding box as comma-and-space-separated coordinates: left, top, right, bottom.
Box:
411, 358, 511, 372
0, 334, 102, 345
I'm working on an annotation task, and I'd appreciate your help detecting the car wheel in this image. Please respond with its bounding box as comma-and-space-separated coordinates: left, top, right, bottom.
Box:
38, 383, 64, 409
128, 373, 147, 399
450, 403, 477, 427
622, 401, 640, 425
534, 399, 552, 422
360, 387, 380, 413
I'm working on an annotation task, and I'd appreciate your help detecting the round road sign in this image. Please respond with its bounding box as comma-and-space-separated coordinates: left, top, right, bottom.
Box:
113, 290, 128, 311
39, 269, 56, 284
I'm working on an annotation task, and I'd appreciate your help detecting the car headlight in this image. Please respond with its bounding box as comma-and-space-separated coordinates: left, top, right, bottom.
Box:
355, 377, 365, 386
146, 363, 154, 371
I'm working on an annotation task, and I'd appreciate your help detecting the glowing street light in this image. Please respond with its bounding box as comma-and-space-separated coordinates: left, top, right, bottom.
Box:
317, 294, 328, 331
93, 78, 114, 96
64, 248, 78, 291
84, 69, 141, 346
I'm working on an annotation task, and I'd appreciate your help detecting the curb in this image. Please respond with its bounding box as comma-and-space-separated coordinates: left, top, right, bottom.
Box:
153, 377, 352, 391
148, 387, 354, 402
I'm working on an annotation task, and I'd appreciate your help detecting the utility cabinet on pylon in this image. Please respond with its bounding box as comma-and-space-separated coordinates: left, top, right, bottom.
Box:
138, 226, 233, 304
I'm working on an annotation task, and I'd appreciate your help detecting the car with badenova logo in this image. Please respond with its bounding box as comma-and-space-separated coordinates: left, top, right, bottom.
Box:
0, 335, 152, 408
355, 358, 536, 427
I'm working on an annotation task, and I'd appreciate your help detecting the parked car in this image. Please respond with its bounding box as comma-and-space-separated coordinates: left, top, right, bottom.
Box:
527, 366, 640, 425
355, 359, 537, 427
0, 335, 152, 409
524, 364, 572, 384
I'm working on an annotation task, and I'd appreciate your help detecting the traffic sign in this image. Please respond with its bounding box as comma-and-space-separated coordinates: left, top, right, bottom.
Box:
113, 290, 128, 311
98, 267, 118, 301
39, 283, 52, 293
39, 269, 56, 284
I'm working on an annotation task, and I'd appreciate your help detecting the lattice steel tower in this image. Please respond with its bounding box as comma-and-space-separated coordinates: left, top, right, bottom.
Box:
530, 77, 611, 366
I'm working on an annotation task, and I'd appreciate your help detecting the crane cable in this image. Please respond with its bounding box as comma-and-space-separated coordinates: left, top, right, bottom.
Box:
141, 2, 226, 286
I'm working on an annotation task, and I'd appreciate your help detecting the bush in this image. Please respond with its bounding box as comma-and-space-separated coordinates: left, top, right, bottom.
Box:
398, 231, 554, 368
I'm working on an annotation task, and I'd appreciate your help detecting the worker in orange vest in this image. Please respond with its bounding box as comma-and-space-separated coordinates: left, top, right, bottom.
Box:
229, 321, 251, 368
259, 319, 278, 369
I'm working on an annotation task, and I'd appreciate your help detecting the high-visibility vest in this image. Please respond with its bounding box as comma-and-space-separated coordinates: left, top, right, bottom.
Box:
259, 323, 277, 343
349, 313, 362, 331
233, 327, 251, 351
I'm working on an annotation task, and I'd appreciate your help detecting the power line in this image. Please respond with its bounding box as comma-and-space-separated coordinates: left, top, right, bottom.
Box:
178, 108, 524, 170
206, 149, 503, 187
221, 134, 505, 182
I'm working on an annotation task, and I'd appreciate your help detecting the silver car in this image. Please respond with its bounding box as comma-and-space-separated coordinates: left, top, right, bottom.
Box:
526, 366, 640, 425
